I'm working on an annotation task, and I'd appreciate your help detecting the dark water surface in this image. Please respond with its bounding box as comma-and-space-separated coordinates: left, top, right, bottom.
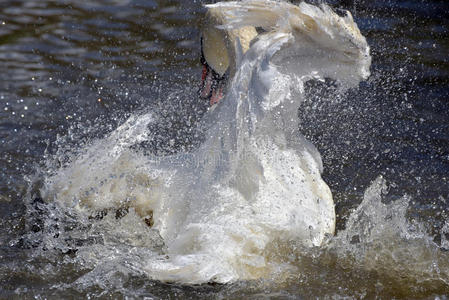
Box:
1, 0, 449, 298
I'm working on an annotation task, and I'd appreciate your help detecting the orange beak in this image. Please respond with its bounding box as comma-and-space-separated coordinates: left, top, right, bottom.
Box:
199, 54, 227, 106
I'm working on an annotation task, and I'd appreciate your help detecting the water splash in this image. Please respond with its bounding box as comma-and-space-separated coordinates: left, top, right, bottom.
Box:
35, 0, 374, 284
19, 0, 449, 295
280, 176, 449, 297
0, 0, 447, 298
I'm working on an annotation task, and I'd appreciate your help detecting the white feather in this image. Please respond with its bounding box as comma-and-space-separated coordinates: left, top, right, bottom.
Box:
207, 0, 371, 86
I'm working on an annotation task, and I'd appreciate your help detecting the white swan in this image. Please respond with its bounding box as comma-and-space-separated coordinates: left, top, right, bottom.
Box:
43, 0, 370, 284
199, 0, 371, 105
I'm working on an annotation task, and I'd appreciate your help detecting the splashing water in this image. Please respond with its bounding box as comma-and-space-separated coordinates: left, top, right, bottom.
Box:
281, 176, 449, 298
13, 0, 448, 296
33, 0, 371, 284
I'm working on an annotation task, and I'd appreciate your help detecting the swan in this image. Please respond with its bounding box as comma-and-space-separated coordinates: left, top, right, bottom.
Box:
199, 9, 257, 105
146, 0, 369, 283
43, 0, 370, 285
199, 0, 370, 106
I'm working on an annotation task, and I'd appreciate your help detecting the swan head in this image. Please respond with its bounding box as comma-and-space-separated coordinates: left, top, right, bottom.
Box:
199, 8, 257, 106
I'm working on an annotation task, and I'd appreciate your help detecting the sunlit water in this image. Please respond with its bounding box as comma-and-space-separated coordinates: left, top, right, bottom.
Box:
1, 0, 449, 298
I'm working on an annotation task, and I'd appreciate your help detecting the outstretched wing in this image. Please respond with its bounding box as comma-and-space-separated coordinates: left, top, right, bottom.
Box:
207, 0, 371, 87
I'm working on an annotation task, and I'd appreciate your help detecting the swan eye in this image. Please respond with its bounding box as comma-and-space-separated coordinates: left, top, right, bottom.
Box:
201, 27, 230, 77
255, 27, 266, 34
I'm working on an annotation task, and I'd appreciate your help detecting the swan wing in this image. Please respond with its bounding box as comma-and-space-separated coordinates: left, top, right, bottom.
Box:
206, 0, 371, 86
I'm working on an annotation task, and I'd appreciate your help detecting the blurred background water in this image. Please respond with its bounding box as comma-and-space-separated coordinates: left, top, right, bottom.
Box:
0, 0, 448, 298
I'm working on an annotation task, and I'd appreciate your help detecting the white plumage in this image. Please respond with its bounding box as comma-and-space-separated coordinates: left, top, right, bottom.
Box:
44, 0, 371, 284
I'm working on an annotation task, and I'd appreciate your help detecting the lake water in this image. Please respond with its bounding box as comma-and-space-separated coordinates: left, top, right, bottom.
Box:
1, 0, 449, 298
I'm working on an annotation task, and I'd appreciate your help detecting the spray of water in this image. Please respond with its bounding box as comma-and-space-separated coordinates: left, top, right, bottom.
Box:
16, 0, 448, 296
